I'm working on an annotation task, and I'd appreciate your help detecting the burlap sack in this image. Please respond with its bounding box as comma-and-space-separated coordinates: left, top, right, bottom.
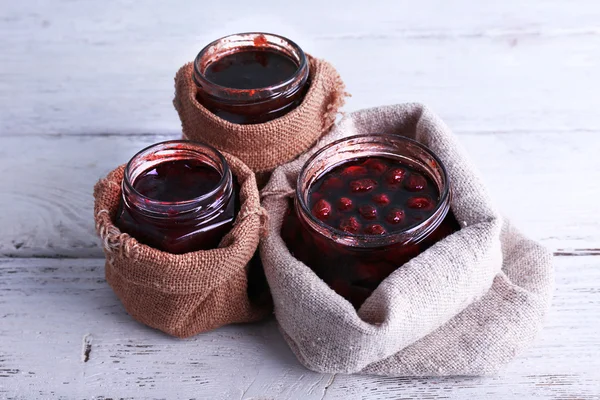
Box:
93, 153, 271, 338
260, 103, 554, 376
173, 55, 348, 174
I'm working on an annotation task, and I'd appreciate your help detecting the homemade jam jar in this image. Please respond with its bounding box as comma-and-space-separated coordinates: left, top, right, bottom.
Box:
282, 134, 460, 308
116, 140, 237, 254
193, 32, 310, 124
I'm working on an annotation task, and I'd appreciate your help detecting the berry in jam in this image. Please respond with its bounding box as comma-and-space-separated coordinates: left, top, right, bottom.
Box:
339, 216, 360, 233
312, 199, 332, 221
349, 178, 377, 193
372, 193, 390, 206
337, 197, 354, 211
405, 173, 427, 191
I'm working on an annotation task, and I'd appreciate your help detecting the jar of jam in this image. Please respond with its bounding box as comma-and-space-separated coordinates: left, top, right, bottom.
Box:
282, 134, 460, 308
116, 140, 237, 254
193, 32, 310, 124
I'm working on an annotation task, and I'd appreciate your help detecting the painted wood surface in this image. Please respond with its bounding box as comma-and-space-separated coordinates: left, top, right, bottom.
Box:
0, 256, 599, 399
1, 0, 599, 398
2, 0, 600, 136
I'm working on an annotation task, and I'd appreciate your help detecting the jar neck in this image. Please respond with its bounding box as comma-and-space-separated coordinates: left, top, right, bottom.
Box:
295, 134, 451, 248
193, 32, 309, 106
122, 140, 233, 227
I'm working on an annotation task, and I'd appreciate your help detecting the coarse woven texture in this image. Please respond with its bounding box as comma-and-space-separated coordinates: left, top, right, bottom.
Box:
260, 103, 554, 376
173, 55, 348, 173
93, 153, 271, 338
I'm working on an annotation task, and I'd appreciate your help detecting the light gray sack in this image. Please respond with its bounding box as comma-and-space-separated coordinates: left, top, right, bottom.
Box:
260, 103, 554, 376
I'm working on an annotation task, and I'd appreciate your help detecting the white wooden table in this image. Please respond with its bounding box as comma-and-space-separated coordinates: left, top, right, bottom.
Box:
2, 1, 600, 398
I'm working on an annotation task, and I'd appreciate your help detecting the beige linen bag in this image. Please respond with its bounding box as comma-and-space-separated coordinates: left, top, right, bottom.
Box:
260, 103, 554, 376
94, 153, 271, 338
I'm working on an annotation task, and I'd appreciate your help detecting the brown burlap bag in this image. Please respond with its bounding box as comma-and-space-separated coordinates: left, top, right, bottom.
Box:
173, 55, 348, 174
93, 153, 271, 338
260, 104, 554, 376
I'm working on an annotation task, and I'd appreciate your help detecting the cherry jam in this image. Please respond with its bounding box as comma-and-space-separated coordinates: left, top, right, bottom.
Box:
116, 141, 237, 254
308, 157, 440, 235
194, 32, 309, 124
133, 159, 222, 202
284, 134, 458, 308
204, 49, 299, 90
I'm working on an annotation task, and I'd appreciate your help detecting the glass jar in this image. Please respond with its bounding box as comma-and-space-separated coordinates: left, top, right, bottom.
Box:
193, 32, 310, 124
116, 140, 237, 254
282, 134, 459, 308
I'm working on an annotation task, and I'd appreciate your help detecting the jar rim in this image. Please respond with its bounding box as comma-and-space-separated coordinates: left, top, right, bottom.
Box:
123, 139, 231, 208
296, 134, 451, 247
193, 32, 309, 102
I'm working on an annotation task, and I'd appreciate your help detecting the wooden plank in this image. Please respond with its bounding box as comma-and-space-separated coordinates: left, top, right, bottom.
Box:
1, 1, 600, 135
0, 258, 332, 400
1, 132, 599, 257
0, 256, 598, 399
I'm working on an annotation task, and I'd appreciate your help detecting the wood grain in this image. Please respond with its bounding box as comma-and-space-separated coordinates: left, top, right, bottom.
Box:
2, 0, 600, 136
1, 132, 599, 257
0, 256, 598, 399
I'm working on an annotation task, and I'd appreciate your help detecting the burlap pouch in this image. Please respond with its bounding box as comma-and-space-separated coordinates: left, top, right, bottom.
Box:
260, 103, 554, 376
93, 153, 270, 338
173, 55, 348, 174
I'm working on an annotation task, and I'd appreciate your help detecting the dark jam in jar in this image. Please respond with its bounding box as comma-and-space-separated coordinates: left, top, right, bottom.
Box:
204, 49, 299, 90
194, 32, 310, 124
133, 159, 222, 202
116, 141, 237, 254
307, 157, 440, 235
282, 134, 460, 308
